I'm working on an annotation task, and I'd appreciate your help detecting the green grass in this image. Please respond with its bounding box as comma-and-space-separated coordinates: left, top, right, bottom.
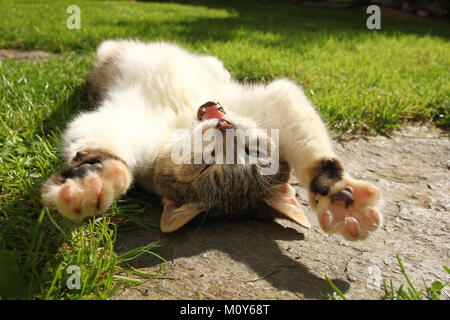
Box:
0, 0, 449, 299
327, 255, 450, 300
1, 0, 449, 132
0, 52, 166, 299
382, 255, 449, 300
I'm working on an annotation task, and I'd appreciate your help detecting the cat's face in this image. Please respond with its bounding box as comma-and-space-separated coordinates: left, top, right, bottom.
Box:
152, 102, 310, 232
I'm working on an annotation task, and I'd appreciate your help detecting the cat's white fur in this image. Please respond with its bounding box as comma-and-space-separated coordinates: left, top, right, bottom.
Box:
65, 40, 333, 181
43, 40, 382, 241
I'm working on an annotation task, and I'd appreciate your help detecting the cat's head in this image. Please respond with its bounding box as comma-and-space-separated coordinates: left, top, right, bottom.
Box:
152, 102, 310, 232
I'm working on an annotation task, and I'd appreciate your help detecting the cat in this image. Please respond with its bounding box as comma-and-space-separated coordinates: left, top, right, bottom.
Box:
42, 39, 382, 240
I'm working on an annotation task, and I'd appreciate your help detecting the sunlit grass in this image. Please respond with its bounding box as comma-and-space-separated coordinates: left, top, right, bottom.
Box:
0, 0, 449, 299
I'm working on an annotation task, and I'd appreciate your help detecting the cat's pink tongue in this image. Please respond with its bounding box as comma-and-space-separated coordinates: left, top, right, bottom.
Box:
201, 106, 225, 121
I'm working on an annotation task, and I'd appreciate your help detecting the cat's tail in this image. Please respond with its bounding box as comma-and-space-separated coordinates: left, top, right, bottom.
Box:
86, 40, 128, 107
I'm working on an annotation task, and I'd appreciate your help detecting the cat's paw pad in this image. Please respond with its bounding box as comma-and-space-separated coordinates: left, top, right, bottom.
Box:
42, 158, 131, 221
313, 178, 382, 241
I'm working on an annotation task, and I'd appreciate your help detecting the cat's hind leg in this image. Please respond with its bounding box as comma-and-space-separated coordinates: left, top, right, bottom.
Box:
42, 149, 132, 221
308, 160, 382, 240
238, 79, 382, 240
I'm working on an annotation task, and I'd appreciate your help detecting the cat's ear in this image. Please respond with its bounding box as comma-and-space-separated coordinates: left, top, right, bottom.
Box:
264, 184, 311, 229
160, 198, 204, 233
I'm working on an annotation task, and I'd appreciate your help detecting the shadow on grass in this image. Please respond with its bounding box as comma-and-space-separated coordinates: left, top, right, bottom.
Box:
134, 0, 450, 48
41, 84, 90, 136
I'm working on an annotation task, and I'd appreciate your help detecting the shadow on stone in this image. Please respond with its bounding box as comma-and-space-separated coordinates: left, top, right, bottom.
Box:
114, 199, 350, 299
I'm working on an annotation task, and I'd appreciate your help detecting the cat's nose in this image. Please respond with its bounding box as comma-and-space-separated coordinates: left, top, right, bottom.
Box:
197, 101, 226, 121
216, 119, 233, 131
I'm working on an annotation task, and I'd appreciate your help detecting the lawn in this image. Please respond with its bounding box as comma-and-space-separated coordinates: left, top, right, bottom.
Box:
0, 0, 449, 299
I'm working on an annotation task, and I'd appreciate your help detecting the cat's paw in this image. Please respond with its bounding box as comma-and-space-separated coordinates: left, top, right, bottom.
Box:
42, 151, 132, 221
311, 177, 382, 241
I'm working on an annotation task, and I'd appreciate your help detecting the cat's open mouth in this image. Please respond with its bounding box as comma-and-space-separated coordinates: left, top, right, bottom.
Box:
197, 101, 233, 131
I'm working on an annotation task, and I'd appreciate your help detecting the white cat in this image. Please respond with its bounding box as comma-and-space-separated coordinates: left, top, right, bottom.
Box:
42, 40, 382, 240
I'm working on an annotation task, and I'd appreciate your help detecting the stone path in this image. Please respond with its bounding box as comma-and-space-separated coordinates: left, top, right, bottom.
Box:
112, 125, 449, 300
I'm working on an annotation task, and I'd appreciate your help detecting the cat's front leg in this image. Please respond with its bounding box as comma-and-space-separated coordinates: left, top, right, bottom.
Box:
42, 149, 132, 221
243, 79, 383, 240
